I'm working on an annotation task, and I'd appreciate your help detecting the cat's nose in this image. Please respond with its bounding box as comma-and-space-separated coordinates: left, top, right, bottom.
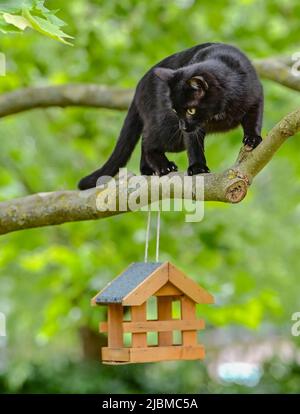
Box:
179, 120, 187, 131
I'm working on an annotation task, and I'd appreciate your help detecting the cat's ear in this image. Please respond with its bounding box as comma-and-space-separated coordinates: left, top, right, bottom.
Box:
153, 67, 175, 82
187, 76, 209, 91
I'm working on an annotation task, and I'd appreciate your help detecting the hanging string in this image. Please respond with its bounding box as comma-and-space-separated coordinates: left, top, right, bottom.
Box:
155, 209, 161, 262
144, 207, 161, 263
144, 209, 151, 262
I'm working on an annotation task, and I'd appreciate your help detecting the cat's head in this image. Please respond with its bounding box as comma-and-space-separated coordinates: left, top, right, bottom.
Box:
154, 64, 224, 133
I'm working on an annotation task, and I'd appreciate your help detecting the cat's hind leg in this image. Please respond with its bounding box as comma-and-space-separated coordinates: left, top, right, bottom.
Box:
140, 146, 155, 175
145, 150, 178, 176
141, 124, 178, 176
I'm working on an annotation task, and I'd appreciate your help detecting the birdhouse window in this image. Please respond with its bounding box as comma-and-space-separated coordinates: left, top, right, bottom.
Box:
173, 330, 182, 345
147, 331, 158, 346
147, 296, 158, 320
172, 300, 181, 319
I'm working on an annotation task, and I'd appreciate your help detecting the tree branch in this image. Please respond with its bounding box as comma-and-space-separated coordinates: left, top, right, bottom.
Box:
0, 84, 133, 118
0, 108, 299, 235
253, 57, 300, 92
0, 57, 299, 119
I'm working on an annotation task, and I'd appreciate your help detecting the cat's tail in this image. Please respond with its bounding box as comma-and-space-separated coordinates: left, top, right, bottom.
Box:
78, 101, 143, 190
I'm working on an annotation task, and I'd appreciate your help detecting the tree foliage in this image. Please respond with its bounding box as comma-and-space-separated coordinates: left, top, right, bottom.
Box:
0, 1, 72, 44
0, 0, 300, 393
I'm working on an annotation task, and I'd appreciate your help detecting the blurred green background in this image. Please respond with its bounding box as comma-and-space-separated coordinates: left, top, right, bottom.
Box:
1, 0, 300, 393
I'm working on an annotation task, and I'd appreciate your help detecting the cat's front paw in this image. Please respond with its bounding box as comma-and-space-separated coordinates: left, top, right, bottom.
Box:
187, 163, 210, 176
155, 161, 178, 176
243, 135, 262, 150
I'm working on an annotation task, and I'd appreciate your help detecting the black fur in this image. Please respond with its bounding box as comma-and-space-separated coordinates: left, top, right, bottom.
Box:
78, 42, 263, 190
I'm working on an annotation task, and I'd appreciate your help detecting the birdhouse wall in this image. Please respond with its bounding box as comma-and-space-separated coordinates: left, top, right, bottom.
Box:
155, 282, 182, 296
107, 304, 123, 348
180, 296, 197, 346
157, 296, 173, 346
100, 295, 205, 364
131, 303, 147, 348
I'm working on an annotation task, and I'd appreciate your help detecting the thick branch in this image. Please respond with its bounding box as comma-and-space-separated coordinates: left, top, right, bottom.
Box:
0, 108, 300, 235
0, 57, 299, 118
0, 84, 133, 118
254, 57, 300, 92
235, 108, 300, 177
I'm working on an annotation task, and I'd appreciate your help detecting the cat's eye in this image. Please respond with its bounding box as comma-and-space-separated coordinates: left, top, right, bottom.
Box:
186, 108, 196, 115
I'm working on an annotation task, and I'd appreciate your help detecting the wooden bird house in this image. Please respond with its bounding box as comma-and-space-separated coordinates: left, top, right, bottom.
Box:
91, 262, 214, 364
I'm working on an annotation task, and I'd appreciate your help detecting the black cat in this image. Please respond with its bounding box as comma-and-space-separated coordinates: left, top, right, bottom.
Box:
78, 42, 263, 190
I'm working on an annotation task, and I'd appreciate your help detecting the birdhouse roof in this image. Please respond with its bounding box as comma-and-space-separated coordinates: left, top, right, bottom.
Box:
92, 262, 214, 306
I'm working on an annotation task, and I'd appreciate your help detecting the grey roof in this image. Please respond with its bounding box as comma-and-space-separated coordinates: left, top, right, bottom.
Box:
94, 262, 163, 304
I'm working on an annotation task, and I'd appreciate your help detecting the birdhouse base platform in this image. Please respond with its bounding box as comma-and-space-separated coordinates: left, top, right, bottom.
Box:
101, 344, 205, 365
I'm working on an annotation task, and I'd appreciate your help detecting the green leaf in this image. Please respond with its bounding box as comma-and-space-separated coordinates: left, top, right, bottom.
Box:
32, 1, 67, 27
22, 7, 73, 45
43, 12, 67, 29
0, 18, 21, 33
0, 2, 72, 44
2, 12, 32, 31
0, 1, 32, 13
